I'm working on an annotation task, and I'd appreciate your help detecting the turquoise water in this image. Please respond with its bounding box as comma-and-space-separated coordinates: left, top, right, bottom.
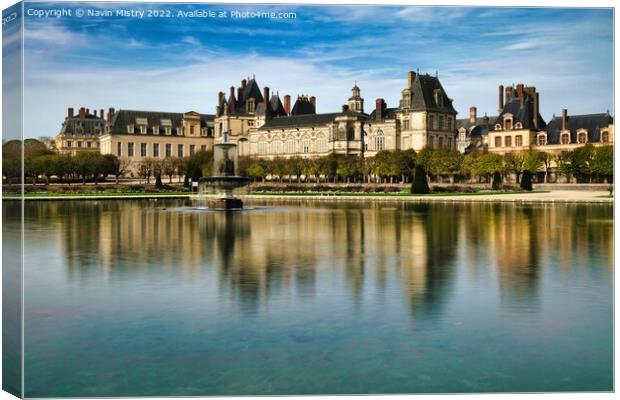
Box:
10, 200, 613, 396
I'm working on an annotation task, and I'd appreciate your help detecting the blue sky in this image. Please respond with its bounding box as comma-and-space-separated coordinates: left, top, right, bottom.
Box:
13, 2, 615, 137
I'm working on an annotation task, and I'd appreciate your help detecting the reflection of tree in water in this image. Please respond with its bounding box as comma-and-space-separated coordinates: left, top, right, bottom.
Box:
399, 203, 459, 318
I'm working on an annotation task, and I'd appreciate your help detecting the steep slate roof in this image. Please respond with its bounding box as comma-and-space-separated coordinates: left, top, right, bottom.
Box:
259, 111, 368, 130
545, 113, 613, 144
456, 116, 496, 137
255, 94, 288, 118
108, 110, 214, 135
60, 113, 106, 136
410, 74, 457, 114
368, 107, 399, 121
242, 79, 264, 104
493, 92, 546, 130
291, 98, 316, 115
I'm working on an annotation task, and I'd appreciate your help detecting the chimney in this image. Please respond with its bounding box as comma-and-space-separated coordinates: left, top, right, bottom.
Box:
263, 86, 270, 116
505, 86, 513, 104
407, 70, 416, 88
375, 98, 385, 122
68, 107, 74, 118
562, 109, 567, 131
93, 110, 97, 117
342, 104, 349, 112
237, 87, 243, 103
519, 92, 525, 108
86, 108, 90, 115
284, 94, 291, 116
310, 96, 316, 112
229, 86, 236, 113
483, 114, 489, 125
469, 106, 477, 124
100, 109, 104, 120
241, 79, 247, 90
108, 107, 115, 122
498, 85, 504, 111
218, 91, 225, 105
79, 107, 86, 119
516, 83, 524, 96
533, 92, 540, 130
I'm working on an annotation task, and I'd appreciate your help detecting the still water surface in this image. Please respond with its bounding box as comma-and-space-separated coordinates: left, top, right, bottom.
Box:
11, 200, 613, 396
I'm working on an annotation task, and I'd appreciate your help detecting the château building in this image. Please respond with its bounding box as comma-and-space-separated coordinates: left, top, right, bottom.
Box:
56, 107, 108, 155
98, 109, 215, 163
457, 83, 614, 155
214, 70, 458, 158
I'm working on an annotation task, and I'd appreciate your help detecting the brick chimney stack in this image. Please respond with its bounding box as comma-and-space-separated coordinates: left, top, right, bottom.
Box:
94, 110, 98, 117
562, 109, 567, 131
218, 91, 225, 105
469, 106, 477, 124
517, 84, 525, 108
86, 108, 90, 115
79, 107, 86, 119
505, 86, 513, 104
68, 107, 74, 118
237, 87, 243, 103
263, 86, 270, 116
310, 96, 316, 112
100, 109, 104, 120
284, 95, 291, 116
229, 86, 236, 113
498, 85, 504, 112
108, 107, 115, 122
375, 98, 386, 122
407, 71, 416, 88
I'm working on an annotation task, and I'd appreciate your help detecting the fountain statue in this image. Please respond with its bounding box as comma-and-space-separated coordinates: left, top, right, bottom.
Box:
199, 133, 250, 210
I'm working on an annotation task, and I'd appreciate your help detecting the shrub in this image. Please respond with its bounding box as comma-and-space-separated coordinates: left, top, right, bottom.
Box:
411, 165, 430, 194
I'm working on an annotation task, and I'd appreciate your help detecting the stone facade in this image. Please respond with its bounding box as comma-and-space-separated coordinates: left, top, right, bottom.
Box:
215, 70, 458, 159
56, 107, 107, 155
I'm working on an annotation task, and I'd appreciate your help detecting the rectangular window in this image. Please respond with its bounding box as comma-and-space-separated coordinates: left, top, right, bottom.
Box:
515, 135, 523, 146
494, 136, 502, 147
190, 126, 195, 135
128, 142, 135, 157
190, 144, 196, 156
302, 140, 310, 153
403, 120, 410, 130
153, 126, 159, 135
201, 145, 207, 152
165, 144, 172, 157
117, 142, 121, 156
77, 141, 82, 148
177, 144, 184, 158
505, 136, 512, 147
141, 143, 147, 157
429, 115, 435, 130
153, 143, 160, 158
447, 138, 452, 148
67, 141, 73, 148
165, 127, 171, 135
86, 141, 91, 148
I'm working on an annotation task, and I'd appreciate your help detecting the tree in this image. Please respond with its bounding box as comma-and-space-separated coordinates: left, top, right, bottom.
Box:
520, 170, 533, 191
556, 144, 595, 183
102, 154, 129, 184
317, 154, 338, 183
492, 171, 502, 190
411, 164, 430, 194
591, 145, 613, 183
2, 140, 22, 185
153, 159, 164, 189
504, 152, 525, 183
473, 153, 504, 183
247, 161, 267, 182
74, 152, 97, 184
432, 149, 463, 183
33, 154, 57, 184
24, 138, 52, 184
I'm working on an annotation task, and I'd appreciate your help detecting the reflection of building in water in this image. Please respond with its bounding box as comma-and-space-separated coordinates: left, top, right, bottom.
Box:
38, 201, 612, 318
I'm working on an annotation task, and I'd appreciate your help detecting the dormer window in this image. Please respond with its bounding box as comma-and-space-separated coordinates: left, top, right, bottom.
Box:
602, 131, 609, 143
136, 117, 148, 134
434, 90, 443, 107
140, 126, 147, 134
503, 114, 513, 130
153, 126, 160, 135
514, 122, 523, 129
127, 124, 134, 134
247, 99, 255, 113
495, 124, 502, 131
577, 131, 587, 144
537, 133, 547, 145
561, 133, 570, 144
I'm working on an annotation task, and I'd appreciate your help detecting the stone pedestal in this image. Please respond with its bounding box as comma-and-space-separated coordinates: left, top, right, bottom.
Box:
207, 197, 244, 210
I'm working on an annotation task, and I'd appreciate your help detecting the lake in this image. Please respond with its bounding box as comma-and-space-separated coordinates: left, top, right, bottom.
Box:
7, 199, 613, 396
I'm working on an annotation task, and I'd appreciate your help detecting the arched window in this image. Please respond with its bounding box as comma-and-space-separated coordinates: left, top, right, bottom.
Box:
504, 118, 512, 130
495, 124, 502, 131
374, 129, 385, 151
602, 131, 609, 143
347, 126, 355, 140
514, 122, 523, 129
561, 133, 570, 144
577, 132, 587, 144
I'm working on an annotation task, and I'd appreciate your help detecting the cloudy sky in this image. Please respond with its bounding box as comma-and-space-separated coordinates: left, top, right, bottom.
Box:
13, 2, 614, 138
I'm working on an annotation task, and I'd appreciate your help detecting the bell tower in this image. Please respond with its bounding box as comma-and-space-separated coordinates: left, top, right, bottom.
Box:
347, 82, 364, 113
